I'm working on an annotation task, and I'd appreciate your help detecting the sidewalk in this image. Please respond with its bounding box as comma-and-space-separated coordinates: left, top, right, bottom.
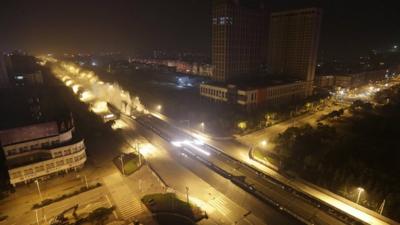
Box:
102, 164, 166, 224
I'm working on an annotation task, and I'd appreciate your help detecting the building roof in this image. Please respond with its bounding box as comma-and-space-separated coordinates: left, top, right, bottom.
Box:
203, 75, 304, 90
271, 7, 322, 16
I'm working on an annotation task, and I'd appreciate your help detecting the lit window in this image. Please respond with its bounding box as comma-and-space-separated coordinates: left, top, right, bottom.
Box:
212, 17, 218, 25
219, 16, 232, 25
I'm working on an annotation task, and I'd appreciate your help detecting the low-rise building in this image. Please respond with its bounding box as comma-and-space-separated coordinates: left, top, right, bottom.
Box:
0, 117, 86, 186
314, 75, 335, 88
132, 58, 214, 77
316, 69, 389, 89
200, 80, 309, 108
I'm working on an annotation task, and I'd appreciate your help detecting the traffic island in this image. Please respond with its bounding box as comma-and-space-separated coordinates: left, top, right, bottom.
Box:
32, 183, 102, 209
113, 153, 143, 176
0, 214, 8, 222
50, 206, 115, 225
141, 193, 207, 225
250, 147, 282, 170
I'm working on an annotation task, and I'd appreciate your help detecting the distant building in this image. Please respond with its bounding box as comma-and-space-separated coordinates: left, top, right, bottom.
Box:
315, 69, 388, 89
0, 89, 87, 186
0, 54, 9, 88
3, 52, 44, 87
314, 75, 334, 88
212, 0, 268, 81
14, 70, 44, 87
200, 79, 308, 108
132, 58, 214, 77
267, 8, 322, 94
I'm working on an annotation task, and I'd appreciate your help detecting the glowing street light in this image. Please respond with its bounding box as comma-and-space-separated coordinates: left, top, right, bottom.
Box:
238, 121, 247, 130
356, 187, 364, 204
260, 140, 268, 147
200, 122, 205, 132
156, 105, 162, 111
34, 180, 43, 202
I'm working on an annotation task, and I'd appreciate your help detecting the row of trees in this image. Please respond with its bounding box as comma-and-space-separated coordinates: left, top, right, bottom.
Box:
275, 85, 400, 221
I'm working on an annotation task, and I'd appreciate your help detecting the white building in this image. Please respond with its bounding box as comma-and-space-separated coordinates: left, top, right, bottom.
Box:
1, 120, 87, 186
200, 80, 308, 108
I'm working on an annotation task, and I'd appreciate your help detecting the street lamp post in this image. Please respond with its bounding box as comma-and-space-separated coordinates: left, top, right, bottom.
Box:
120, 155, 125, 175
135, 142, 142, 166
83, 175, 89, 189
200, 122, 205, 133
185, 186, 189, 205
356, 187, 364, 204
35, 179, 43, 202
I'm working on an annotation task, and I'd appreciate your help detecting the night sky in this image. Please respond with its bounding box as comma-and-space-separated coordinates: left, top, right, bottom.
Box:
1, 0, 399, 60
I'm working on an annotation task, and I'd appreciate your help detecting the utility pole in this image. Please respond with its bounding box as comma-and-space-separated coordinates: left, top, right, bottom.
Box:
120, 155, 125, 175
35, 180, 43, 202
35, 209, 39, 225
136, 142, 142, 166
84, 175, 89, 189
356, 187, 364, 204
185, 186, 189, 205
378, 199, 386, 215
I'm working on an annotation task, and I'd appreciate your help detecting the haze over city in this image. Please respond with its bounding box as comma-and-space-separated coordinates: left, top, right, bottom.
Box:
1, 0, 400, 59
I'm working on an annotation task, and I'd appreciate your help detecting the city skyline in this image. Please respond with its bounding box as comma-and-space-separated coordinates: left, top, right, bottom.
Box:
0, 0, 399, 59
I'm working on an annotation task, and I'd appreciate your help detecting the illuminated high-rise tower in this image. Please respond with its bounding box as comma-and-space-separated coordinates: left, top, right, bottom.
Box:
212, 0, 268, 82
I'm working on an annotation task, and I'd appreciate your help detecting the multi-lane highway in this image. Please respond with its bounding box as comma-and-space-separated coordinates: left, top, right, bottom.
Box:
125, 113, 370, 225
121, 113, 302, 225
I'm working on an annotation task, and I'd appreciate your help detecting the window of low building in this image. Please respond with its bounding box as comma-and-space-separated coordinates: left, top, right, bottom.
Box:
10, 171, 22, 178
35, 165, 45, 172
47, 163, 55, 169
24, 168, 34, 175
64, 149, 71, 155
54, 151, 63, 158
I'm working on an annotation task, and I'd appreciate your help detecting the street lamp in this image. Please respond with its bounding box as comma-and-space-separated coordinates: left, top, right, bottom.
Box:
83, 175, 89, 189
356, 187, 364, 204
185, 186, 190, 205
156, 105, 162, 111
120, 155, 125, 175
200, 122, 205, 132
77, 174, 89, 189
260, 140, 267, 147
35, 180, 43, 202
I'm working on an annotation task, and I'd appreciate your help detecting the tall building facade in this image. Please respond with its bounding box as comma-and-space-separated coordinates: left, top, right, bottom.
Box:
212, 0, 268, 81
267, 8, 322, 94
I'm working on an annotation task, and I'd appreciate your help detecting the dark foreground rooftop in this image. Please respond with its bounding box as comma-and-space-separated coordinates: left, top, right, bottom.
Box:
0, 87, 70, 130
